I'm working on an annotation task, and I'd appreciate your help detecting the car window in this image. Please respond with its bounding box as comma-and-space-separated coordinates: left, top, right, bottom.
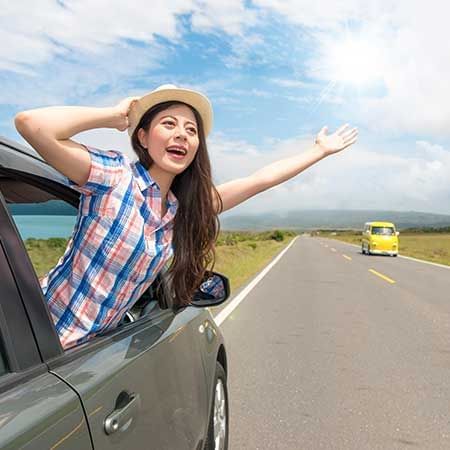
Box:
4, 182, 78, 279
0, 175, 167, 351
371, 226, 394, 236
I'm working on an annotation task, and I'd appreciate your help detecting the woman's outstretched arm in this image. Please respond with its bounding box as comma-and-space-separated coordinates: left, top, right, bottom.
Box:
215, 124, 358, 213
14, 97, 137, 185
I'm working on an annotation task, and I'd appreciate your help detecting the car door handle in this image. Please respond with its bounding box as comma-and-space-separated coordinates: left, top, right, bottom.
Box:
104, 392, 141, 435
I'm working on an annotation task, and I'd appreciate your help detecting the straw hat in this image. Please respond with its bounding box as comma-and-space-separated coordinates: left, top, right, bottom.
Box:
127, 84, 213, 137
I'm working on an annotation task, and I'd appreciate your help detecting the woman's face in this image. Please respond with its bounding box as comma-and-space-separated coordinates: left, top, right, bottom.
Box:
138, 104, 200, 176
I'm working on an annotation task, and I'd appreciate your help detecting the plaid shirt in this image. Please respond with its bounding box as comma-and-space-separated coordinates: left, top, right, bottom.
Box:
40, 146, 178, 349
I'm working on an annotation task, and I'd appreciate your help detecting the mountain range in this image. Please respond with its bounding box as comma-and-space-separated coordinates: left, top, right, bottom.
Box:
219, 210, 450, 231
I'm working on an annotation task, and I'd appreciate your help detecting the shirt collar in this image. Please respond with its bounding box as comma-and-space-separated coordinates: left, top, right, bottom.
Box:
133, 160, 179, 210
133, 160, 157, 192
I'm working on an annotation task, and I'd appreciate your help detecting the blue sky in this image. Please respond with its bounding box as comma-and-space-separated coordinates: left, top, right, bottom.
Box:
2, 1, 450, 216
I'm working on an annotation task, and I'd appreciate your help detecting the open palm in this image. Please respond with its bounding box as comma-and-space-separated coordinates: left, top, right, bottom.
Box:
315, 124, 358, 156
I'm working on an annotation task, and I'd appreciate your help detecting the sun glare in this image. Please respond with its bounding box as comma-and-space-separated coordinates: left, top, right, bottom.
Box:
326, 37, 383, 86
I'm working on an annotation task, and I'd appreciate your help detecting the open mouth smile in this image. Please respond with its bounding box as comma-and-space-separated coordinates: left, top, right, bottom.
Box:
166, 145, 188, 160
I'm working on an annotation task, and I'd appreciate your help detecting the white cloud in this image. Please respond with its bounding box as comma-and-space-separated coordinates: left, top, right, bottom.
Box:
2, 0, 257, 74
190, 0, 258, 35
2, 41, 166, 109
253, 0, 368, 29
270, 78, 314, 89
74, 128, 136, 161
209, 133, 450, 215
1, 1, 191, 72
1, 0, 261, 111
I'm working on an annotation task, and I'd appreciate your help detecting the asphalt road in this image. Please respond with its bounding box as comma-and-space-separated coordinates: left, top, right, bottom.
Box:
218, 236, 450, 450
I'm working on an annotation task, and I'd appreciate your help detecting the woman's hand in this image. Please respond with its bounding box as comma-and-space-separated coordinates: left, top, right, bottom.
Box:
112, 96, 140, 131
315, 124, 358, 157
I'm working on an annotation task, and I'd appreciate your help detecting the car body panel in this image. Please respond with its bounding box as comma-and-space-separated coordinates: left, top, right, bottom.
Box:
0, 224, 92, 450
50, 308, 212, 449
0, 136, 66, 184
194, 315, 227, 397
0, 371, 92, 450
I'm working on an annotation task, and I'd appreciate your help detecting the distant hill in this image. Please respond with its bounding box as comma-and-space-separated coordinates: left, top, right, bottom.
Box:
9, 203, 450, 231
8, 200, 77, 216
219, 210, 450, 231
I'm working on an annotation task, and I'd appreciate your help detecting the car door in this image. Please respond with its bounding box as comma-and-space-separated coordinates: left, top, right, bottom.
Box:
51, 307, 211, 450
0, 159, 210, 449
0, 204, 92, 450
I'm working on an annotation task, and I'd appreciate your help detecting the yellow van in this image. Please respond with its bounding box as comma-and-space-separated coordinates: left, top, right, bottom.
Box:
361, 221, 399, 256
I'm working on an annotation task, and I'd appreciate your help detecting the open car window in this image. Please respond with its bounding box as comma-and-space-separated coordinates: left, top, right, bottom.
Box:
0, 173, 167, 351
1, 177, 78, 279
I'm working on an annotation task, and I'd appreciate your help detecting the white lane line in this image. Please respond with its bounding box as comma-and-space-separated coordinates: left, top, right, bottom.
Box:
397, 254, 450, 270
213, 236, 298, 326
328, 240, 450, 271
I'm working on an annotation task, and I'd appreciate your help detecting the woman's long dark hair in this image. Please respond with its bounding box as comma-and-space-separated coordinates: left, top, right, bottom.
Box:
131, 101, 222, 308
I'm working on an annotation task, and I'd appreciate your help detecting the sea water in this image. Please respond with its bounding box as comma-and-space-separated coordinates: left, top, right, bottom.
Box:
12, 215, 77, 240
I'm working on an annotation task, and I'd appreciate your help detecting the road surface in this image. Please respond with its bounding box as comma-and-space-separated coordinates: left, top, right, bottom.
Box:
218, 236, 450, 449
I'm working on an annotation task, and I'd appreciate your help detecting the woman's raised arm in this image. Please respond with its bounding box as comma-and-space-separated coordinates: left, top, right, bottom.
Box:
14, 97, 138, 185
214, 124, 358, 213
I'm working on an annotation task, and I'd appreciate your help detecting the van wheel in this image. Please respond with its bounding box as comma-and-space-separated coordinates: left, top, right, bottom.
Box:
367, 245, 371, 255
361, 244, 365, 254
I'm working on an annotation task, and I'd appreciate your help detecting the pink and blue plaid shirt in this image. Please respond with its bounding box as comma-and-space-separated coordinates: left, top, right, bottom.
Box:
40, 146, 178, 349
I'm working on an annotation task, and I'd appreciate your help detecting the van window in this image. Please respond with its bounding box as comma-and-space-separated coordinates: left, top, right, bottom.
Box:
371, 226, 394, 236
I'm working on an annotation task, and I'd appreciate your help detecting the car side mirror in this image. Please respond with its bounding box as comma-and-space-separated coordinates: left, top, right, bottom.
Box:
190, 272, 230, 307
396, 231, 400, 236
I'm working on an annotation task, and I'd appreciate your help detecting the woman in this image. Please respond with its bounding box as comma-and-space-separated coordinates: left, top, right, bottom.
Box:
14, 84, 358, 349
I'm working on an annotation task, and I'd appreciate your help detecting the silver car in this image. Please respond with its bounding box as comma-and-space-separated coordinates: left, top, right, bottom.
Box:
0, 136, 229, 450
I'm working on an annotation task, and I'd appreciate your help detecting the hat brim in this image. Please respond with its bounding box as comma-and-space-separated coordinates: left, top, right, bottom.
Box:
128, 87, 213, 137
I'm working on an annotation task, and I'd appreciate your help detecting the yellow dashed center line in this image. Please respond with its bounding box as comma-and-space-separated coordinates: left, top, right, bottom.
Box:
343, 254, 352, 261
369, 269, 396, 284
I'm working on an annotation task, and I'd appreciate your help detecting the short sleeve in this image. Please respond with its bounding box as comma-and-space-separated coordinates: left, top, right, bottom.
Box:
66, 146, 125, 196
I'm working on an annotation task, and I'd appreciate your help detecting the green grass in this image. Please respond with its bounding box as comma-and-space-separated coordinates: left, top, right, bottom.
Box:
25, 238, 69, 278
215, 232, 296, 293
24, 230, 297, 292
316, 230, 450, 266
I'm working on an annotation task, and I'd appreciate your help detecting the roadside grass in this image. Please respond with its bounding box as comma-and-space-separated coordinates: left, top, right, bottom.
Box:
215, 231, 296, 293
25, 238, 69, 278
24, 230, 297, 291
316, 231, 450, 266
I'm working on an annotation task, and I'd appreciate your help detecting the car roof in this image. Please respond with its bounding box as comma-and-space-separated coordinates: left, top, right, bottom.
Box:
365, 221, 395, 227
0, 135, 68, 185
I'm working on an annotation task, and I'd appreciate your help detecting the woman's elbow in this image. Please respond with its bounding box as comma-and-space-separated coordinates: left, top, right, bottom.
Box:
14, 111, 33, 135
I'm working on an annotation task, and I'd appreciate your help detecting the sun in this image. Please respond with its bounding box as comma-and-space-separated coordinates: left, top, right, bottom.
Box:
322, 35, 384, 86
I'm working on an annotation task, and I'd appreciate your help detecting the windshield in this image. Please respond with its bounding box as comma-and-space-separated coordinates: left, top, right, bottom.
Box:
371, 226, 395, 236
